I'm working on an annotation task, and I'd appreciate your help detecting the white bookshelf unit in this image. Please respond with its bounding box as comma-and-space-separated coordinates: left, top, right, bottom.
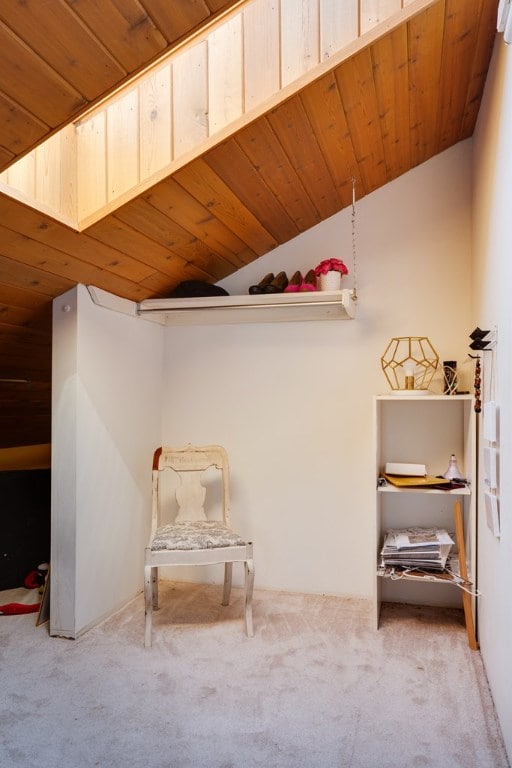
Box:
374, 394, 477, 649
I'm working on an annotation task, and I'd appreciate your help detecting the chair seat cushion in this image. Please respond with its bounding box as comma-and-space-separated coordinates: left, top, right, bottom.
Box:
151, 521, 246, 551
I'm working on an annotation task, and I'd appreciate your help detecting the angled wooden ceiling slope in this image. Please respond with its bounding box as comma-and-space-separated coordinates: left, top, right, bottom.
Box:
0, 0, 497, 449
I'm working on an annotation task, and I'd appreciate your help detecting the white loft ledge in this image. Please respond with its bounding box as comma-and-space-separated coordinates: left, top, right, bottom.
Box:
135, 289, 357, 325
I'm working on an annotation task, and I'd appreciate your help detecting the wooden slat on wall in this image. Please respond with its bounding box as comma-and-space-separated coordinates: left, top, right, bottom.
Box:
281, 0, 320, 87
173, 43, 209, 158
76, 112, 107, 219
320, 0, 359, 58
243, 0, 280, 110
361, 0, 402, 35
139, 63, 172, 179
208, 14, 244, 133
107, 90, 140, 200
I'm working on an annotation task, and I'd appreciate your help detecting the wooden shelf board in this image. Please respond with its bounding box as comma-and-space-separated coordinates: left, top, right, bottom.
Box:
377, 485, 471, 496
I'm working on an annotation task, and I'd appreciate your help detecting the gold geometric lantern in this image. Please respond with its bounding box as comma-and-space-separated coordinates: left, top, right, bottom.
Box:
381, 336, 439, 393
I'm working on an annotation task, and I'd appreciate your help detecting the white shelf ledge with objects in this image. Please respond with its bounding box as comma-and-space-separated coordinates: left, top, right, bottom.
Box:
135, 289, 357, 325
86, 285, 357, 325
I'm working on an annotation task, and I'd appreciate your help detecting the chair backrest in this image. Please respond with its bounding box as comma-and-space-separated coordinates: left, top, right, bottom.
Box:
152, 445, 231, 526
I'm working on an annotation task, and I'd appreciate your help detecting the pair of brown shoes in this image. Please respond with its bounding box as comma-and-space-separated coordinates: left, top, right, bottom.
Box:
249, 272, 288, 294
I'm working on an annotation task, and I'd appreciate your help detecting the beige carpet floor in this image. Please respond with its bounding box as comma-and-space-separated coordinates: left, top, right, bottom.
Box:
1, 581, 509, 768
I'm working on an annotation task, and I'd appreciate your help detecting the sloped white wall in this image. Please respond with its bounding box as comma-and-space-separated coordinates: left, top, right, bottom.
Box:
51, 285, 163, 637
472, 38, 512, 762
161, 141, 474, 599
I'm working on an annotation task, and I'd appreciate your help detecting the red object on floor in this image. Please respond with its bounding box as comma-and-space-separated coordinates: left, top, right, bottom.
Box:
0, 602, 40, 615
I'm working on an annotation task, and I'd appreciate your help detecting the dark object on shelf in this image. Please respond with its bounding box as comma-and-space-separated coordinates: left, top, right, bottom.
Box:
443, 360, 457, 394
168, 281, 229, 298
263, 271, 288, 293
249, 273, 274, 294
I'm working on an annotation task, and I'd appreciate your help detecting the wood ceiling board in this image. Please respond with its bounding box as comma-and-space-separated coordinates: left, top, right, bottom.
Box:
0, 23, 86, 128
0, 223, 157, 299
0, 254, 75, 298
407, 1, 445, 168
234, 118, 320, 233
460, 0, 497, 138
139, 0, 236, 42
0, 300, 52, 332
141, 177, 256, 269
334, 49, 388, 196
0, 0, 127, 100
436, 0, 482, 153
266, 97, 342, 221
87, 214, 217, 285
112, 198, 237, 281
0, 92, 49, 157
299, 72, 361, 210
370, 25, 412, 181
0, 195, 157, 285
204, 138, 300, 243
174, 158, 279, 256
65, 0, 168, 73
142, 176, 256, 267
0, 283, 53, 312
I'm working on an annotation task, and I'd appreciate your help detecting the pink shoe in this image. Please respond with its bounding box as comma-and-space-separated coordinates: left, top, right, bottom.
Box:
284, 271, 302, 292
299, 269, 317, 291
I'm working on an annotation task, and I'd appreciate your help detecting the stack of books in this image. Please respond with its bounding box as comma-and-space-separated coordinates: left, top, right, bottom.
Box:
380, 527, 454, 572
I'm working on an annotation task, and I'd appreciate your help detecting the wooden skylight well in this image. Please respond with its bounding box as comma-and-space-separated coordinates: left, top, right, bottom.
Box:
0, 0, 434, 231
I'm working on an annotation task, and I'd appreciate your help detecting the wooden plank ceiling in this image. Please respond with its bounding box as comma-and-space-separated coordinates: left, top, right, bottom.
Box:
0, 0, 497, 449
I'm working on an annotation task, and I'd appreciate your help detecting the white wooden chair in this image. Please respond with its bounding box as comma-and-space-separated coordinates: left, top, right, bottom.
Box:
144, 444, 254, 647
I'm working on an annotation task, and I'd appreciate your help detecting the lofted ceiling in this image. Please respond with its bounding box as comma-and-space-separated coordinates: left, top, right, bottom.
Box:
0, 0, 498, 449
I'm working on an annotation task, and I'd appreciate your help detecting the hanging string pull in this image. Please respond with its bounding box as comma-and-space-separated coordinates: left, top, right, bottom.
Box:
351, 176, 358, 301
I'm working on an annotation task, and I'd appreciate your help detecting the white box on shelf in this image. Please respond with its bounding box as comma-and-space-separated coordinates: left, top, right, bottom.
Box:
384, 462, 427, 476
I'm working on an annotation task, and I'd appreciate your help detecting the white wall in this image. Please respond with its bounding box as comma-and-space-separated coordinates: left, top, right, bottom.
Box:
161, 141, 474, 599
472, 38, 512, 761
51, 285, 163, 637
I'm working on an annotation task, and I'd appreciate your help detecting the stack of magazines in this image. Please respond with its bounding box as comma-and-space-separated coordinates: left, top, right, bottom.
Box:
380, 527, 454, 572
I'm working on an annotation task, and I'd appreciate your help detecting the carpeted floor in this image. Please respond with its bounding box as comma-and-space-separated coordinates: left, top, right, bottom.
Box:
1, 581, 509, 768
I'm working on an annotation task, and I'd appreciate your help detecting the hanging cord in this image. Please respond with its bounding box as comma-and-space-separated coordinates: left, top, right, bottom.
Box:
351, 176, 358, 301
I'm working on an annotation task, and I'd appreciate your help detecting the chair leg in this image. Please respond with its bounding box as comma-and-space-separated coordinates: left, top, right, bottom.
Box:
222, 562, 233, 606
152, 566, 159, 609
244, 558, 255, 637
144, 563, 153, 648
